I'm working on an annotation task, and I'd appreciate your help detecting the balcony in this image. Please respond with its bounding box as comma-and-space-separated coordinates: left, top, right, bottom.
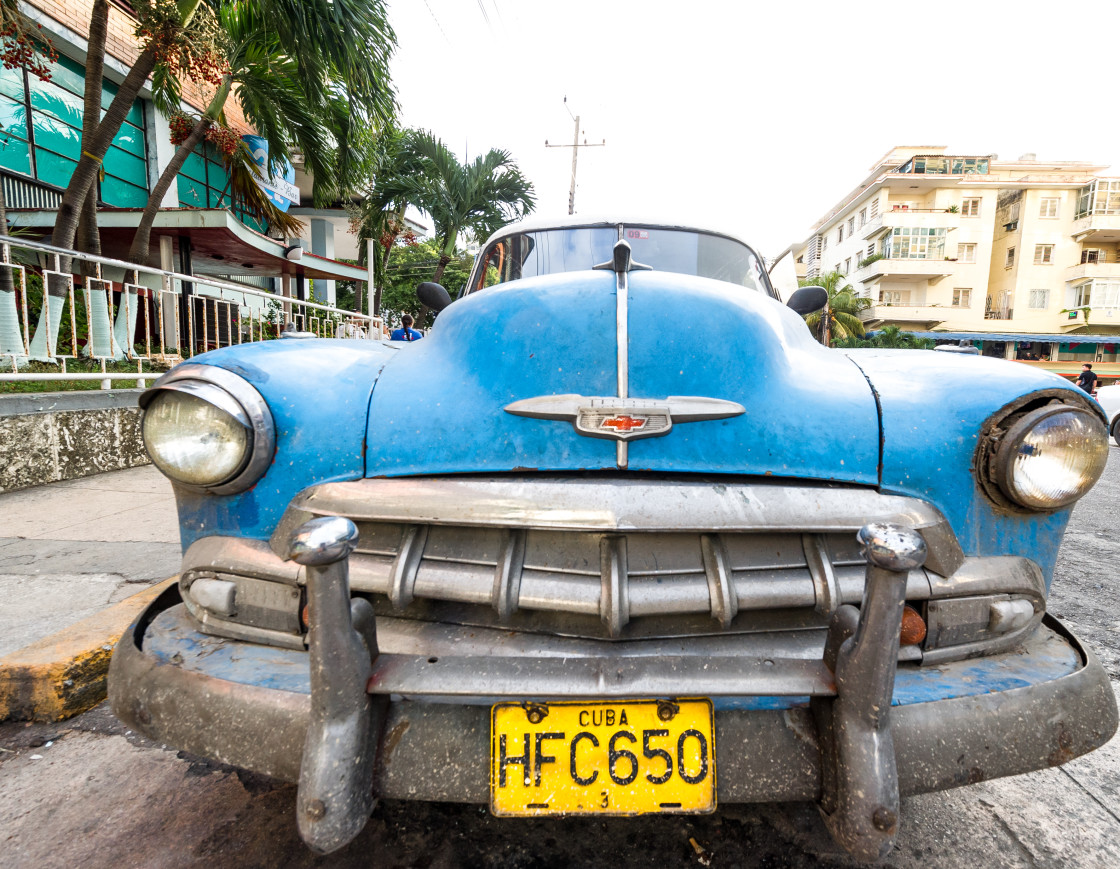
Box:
1060, 309, 1089, 332
1066, 260, 1120, 282
1071, 213, 1120, 244
984, 307, 1014, 321
859, 305, 947, 329
854, 257, 955, 283
858, 208, 959, 241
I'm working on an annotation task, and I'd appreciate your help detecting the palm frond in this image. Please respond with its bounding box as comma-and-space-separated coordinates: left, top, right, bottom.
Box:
222, 141, 304, 236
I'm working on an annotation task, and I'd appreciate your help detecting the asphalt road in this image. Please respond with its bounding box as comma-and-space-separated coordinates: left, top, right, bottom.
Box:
2, 448, 1119, 868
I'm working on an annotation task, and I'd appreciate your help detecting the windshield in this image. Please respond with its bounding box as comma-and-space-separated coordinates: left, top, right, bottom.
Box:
469, 225, 768, 295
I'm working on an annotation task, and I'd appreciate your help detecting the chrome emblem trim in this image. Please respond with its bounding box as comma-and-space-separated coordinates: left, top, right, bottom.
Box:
505, 394, 745, 442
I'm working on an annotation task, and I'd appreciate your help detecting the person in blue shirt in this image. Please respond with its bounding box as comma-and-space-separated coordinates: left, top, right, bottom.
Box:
390, 314, 423, 342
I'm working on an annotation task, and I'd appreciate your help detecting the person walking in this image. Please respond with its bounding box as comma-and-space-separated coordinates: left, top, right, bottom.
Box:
390, 314, 423, 342
1076, 363, 1098, 394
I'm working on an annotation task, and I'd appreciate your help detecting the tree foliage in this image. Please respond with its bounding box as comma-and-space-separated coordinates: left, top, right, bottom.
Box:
798, 271, 870, 345
833, 324, 936, 350
128, 0, 398, 266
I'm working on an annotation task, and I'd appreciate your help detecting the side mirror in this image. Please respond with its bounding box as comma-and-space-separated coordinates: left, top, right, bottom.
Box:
417, 282, 452, 313
787, 286, 828, 316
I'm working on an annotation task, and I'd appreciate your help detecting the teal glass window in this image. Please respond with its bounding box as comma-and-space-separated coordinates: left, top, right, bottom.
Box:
176, 141, 269, 232
0, 49, 149, 206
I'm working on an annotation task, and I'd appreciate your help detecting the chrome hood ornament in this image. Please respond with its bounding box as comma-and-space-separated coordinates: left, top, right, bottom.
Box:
505, 394, 745, 442
507, 237, 744, 467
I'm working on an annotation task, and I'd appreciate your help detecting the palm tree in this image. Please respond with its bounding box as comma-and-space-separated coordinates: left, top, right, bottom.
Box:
50, 0, 210, 252
127, 0, 397, 267
400, 131, 535, 287
350, 127, 428, 315
799, 271, 870, 345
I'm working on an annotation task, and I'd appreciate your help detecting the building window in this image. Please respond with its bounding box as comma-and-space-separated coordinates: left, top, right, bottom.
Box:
882, 227, 947, 260
0, 52, 149, 205
1039, 198, 1060, 218
1005, 247, 1015, 267
177, 142, 266, 232
870, 198, 879, 219
822, 235, 828, 252
837, 226, 844, 243
952, 288, 972, 307
882, 290, 910, 305
834, 263, 841, 274
1076, 180, 1120, 219
1034, 244, 1053, 265
1081, 248, 1100, 264
844, 258, 850, 274
1028, 289, 1050, 309
962, 198, 981, 217
858, 207, 867, 227
847, 217, 855, 235
866, 243, 875, 259
1068, 281, 1120, 308
958, 243, 976, 263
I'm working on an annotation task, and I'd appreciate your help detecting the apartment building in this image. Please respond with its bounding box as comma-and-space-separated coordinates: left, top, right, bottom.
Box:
786, 146, 1120, 378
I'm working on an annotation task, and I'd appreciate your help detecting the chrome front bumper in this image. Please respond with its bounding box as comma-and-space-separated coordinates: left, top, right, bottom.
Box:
111, 585, 1118, 854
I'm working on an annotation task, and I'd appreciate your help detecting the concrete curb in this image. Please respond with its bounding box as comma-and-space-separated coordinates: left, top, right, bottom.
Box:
0, 577, 176, 723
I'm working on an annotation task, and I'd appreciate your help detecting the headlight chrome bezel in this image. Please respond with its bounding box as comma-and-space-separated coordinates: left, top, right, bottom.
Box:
140, 364, 275, 495
977, 391, 1108, 513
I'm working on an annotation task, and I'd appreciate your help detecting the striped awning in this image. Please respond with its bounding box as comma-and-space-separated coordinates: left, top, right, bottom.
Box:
881, 331, 1120, 345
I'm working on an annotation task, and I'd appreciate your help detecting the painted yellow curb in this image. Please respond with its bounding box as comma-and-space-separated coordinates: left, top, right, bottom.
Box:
0, 577, 177, 723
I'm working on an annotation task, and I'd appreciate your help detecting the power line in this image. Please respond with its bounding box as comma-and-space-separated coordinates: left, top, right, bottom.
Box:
421, 0, 451, 44
475, 0, 491, 26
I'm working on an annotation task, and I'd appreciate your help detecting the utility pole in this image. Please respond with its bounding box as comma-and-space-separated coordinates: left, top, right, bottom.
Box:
545, 97, 604, 215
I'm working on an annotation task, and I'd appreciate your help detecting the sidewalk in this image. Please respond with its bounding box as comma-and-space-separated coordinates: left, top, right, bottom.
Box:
0, 465, 180, 719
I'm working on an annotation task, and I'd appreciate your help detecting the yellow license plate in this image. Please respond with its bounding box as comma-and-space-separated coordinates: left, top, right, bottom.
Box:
490, 699, 715, 816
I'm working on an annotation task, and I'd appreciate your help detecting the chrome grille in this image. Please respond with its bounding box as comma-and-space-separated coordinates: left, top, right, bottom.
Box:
271, 477, 962, 640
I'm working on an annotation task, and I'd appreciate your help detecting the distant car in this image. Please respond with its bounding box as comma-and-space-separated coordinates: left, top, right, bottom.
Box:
1095, 382, 1120, 445
111, 216, 1117, 862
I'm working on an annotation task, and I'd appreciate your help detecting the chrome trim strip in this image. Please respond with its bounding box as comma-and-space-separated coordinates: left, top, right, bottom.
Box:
278, 478, 962, 551
368, 653, 835, 698
491, 529, 526, 620
701, 534, 737, 628
615, 246, 629, 469
389, 525, 428, 609
803, 533, 841, 615
599, 535, 629, 637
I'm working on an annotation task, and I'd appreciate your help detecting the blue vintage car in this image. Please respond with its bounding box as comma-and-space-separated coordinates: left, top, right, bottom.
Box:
110, 217, 1117, 861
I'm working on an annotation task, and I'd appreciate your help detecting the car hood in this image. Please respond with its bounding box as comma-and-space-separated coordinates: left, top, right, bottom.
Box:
365, 270, 880, 484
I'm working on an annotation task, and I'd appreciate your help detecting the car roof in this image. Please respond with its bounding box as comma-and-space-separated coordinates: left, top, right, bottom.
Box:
479, 214, 756, 250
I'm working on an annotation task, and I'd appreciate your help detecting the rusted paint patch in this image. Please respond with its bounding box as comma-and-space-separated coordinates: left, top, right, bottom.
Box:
382, 720, 411, 758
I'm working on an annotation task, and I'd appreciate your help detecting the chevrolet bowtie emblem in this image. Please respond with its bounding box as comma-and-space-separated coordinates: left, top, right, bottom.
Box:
504, 395, 745, 441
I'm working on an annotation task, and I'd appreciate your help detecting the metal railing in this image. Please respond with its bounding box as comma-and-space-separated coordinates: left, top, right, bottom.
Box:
0, 234, 382, 386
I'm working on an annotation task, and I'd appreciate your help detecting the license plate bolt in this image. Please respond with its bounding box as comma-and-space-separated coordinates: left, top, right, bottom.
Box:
657, 700, 680, 721
525, 703, 548, 724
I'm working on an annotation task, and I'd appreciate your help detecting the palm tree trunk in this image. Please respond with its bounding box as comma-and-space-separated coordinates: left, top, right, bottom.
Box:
0, 176, 16, 356
52, 0, 202, 251
128, 78, 230, 268
75, 0, 107, 261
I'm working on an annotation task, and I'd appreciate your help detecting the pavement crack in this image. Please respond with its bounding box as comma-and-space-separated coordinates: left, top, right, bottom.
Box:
979, 800, 1038, 867
1059, 766, 1120, 826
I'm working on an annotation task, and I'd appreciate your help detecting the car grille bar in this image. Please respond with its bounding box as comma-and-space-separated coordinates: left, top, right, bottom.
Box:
271, 477, 961, 638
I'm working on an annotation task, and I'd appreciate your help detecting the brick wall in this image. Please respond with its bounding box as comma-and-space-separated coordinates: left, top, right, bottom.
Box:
27, 0, 251, 131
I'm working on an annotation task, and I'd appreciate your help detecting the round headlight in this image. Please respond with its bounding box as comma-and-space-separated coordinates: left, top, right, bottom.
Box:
994, 405, 1109, 510
143, 389, 250, 487
140, 365, 276, 494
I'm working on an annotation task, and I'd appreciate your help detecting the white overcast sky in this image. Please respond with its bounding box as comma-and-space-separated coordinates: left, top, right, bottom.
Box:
387, 0, 1120, 258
